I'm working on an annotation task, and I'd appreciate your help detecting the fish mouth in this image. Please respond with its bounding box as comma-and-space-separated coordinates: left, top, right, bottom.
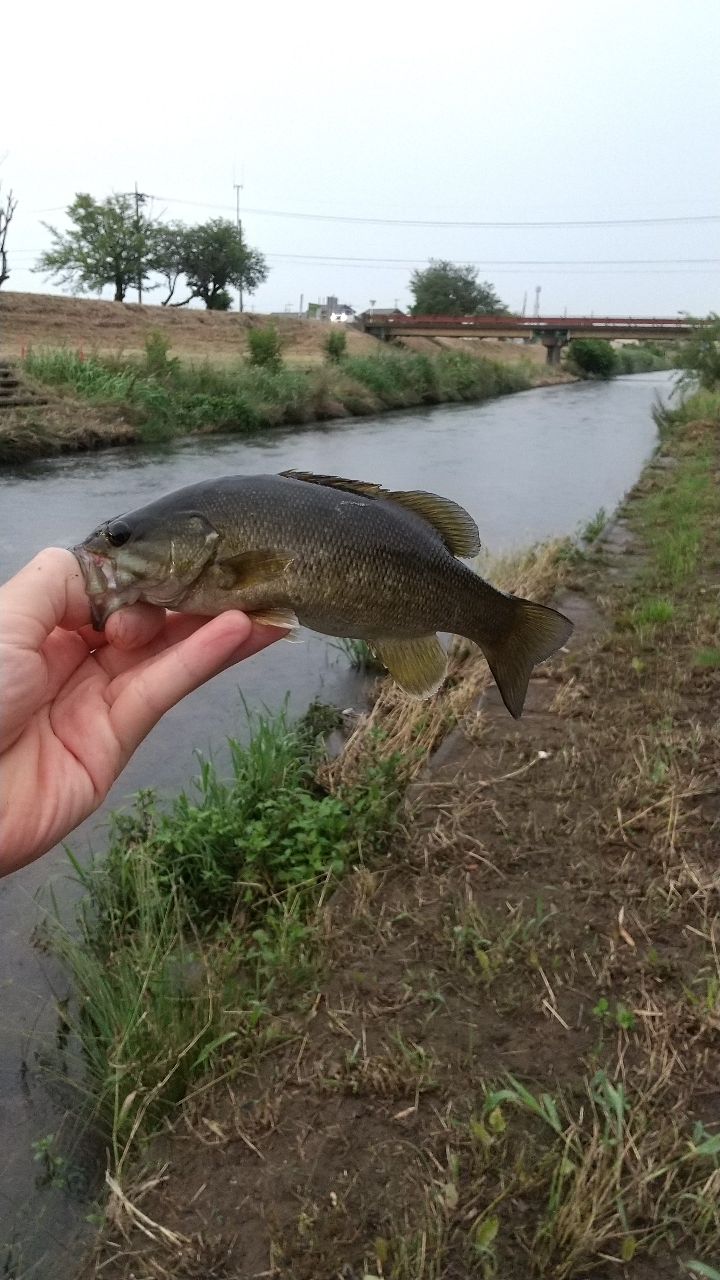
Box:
71, 543, 137, 630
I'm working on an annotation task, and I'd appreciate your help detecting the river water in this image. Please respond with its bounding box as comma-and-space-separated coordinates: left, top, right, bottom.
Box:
0, 371, 672, 1272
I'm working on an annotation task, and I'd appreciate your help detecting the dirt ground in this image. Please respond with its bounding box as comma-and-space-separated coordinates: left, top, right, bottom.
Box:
0, 291, 549, 369
78, 424, 719, 1278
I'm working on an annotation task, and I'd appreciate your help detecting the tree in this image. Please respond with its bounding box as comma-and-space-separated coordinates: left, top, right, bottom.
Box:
178, 219, 268, 310
0, 184, 17, 288
36, 193, 157, 302
676, 314, 720, 391
409, 260, 508, 316
152, 222, 189, 306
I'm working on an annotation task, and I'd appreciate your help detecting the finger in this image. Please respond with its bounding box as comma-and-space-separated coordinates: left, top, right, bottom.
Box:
95, 610, 221, 679
0, 548, 91, 650
108, 613, 286, 762
105, 602, 168, 651
106, 614, 288, 702
76, 623, 109, 649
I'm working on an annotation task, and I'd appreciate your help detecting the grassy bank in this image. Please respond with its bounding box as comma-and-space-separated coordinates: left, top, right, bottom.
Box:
614, 340, 677, 374
41, 702, 402, 1183
2, 344, 534, 463
58, 383, 719, 1280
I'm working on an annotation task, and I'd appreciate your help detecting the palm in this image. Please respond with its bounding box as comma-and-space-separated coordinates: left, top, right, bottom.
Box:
1, 549, 284, 875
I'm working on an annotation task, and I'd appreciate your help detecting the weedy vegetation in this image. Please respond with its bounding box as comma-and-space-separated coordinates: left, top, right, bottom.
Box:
18, 342, 533, 449
42, 703, 402, 1184
567, 337, 619, 378
323, 327, 347, 362
246, 323, 284, 368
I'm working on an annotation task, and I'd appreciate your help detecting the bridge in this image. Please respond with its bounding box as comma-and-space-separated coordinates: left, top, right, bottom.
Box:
359, 313, 693, 363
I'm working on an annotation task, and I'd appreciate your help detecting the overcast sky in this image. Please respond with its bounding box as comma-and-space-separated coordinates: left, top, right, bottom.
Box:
3, 0, 718, 316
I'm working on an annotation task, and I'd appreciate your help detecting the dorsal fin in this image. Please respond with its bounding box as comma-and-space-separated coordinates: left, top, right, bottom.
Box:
280, 470, 480, 558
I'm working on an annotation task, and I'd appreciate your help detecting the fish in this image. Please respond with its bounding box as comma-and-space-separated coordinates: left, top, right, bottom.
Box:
72, 470, 573, 718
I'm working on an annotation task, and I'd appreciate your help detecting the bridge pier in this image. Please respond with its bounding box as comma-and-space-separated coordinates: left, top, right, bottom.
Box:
540, 331, 570, 364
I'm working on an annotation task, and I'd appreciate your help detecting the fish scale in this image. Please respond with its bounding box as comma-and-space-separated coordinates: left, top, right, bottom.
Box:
73, 471, 573, 717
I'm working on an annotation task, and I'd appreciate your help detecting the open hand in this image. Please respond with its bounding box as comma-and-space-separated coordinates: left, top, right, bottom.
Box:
0, 548, 286, 875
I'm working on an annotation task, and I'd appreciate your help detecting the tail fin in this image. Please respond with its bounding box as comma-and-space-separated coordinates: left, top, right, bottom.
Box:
477, 597, 573, 719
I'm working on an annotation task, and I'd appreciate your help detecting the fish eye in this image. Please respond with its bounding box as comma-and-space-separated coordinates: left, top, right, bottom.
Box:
107, 521, 131, 548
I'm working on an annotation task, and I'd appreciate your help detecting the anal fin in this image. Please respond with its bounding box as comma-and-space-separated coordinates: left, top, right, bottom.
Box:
249, 607, 299, 630
370, 634, 447, 699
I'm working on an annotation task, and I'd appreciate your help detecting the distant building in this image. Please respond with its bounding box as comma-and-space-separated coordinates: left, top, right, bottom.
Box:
307, 295, 355, 322
359, 307, 406, 320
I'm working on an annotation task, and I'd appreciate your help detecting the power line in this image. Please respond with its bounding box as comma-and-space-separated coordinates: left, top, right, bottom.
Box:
24, 193, 720, 228
12, 249, 719, 265
263, 253, 718, 266
150, 196, 719, 229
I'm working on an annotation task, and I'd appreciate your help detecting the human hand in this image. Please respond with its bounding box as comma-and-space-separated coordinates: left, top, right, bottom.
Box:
0, 548, 286, 875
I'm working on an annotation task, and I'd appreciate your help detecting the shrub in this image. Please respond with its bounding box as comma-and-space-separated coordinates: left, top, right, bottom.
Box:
675, 313, 720, 391
247, 324, 283, 368
143, 327, 176, 377
324, 327, 347, 362
568, 338, 618, 379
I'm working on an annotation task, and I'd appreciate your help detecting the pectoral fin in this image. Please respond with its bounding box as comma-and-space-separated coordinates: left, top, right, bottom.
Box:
216, 548, 294, 590
370, 634, 447, 699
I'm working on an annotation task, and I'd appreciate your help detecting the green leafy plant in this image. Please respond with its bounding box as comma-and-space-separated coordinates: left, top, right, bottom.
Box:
43, 703, 402, 1172
332, 636, 385, 673
143, 327, 177, 377
323, 327, 347, 361
675, 313, 720, 391
247, 324, 283, 368
581, 507, 607, 542
31, 1133, 66, 1189
567, 337, 618, 378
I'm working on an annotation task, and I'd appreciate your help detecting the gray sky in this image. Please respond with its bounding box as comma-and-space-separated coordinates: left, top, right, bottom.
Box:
3, 0, 718, 316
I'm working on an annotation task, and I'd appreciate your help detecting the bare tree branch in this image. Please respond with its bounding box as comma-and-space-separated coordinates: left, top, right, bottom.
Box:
0, 186, 18, 288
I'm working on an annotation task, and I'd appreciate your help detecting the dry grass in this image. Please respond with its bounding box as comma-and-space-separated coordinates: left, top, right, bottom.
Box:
0, 389, 136, 462
322, 540, 568, 790
0, 289, 381, 364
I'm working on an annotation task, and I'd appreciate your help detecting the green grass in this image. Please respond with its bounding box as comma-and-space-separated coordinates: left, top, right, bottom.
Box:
633, 389, 719, 593
693, 646, 720, 668
615, 341, 676, 374
581, 506, 607, 542
22, 344, 533, 445
332, 636, 386, 673
44, 702, 403, 1174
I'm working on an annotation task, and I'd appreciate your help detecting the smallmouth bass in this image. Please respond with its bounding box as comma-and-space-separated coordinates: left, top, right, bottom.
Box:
73, 470, 572, 718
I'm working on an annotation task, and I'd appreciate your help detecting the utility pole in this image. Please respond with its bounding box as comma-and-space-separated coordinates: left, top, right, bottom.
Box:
134, 182, 146, 305
533, 285, 541, 319
233, 176, 244, 312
